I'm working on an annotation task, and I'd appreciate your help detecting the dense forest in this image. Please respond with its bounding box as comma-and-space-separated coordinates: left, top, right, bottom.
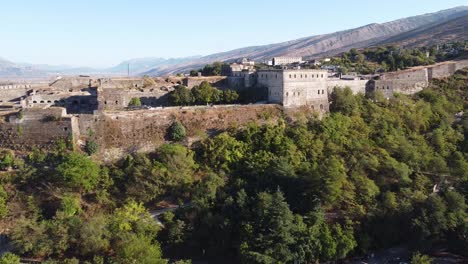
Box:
0, 68, 467, 263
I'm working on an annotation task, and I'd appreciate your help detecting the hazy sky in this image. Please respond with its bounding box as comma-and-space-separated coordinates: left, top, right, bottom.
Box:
1, 0, 466, 67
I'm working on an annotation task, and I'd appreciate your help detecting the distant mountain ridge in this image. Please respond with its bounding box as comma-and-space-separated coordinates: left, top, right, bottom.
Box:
0, 6, 467, 79
142, 6, 468, 76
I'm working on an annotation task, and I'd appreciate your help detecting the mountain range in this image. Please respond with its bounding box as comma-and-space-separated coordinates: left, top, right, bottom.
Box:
1, 6, 467, 79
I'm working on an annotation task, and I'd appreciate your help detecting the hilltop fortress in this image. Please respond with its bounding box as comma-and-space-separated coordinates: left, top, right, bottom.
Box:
0, 58, 467, 161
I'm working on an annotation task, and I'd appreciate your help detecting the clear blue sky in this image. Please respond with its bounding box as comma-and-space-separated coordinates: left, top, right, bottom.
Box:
1, 0, 466, 67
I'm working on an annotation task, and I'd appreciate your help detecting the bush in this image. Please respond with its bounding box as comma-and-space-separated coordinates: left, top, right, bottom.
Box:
411, 252, 433, 264
84, 140, 99, 156
0, 150, 15, 170
168, 121, 187, 141
0, 253, 20, 264
128, 97, 142, 107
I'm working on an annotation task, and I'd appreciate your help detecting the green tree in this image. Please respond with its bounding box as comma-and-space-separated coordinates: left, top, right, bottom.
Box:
79, 214, 111, 256
55, 153, 101, 192
330, 87, 358, 115
168, 121, 186, 141
169, 85, 193, 106
240, 191, 297, 263
201, 132, 247, 172
223, 89, 239, 104
192, 81, 217, 104
112, 233, 167, 264
59, 193, 81, 217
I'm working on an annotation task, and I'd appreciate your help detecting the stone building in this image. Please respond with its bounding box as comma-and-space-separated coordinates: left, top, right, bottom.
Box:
272, 57, 303, 66
257, 69, 330, 110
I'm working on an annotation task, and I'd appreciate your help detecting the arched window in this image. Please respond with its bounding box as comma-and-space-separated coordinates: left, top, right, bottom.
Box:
286, 92, 289, 97
320, 104, 324, 110
318, 90, 320, 94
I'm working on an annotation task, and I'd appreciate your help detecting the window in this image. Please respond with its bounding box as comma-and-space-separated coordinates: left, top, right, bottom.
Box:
40, 100, 44, 103
387, 86, 390, 90
33, 101, 37, 104
115, 100, 118, 104
63, 127, 68, 131
322, 90, 325, 94
320, 104, 324, 110
305, 74, 308, 78
289, 74, 292, 78
318, 90, 320, 94
286, 92, 289, 97
276, 74, 278, 79
321, 74, 324, 78
294, 74, 296, 78
300, 74, 303, 78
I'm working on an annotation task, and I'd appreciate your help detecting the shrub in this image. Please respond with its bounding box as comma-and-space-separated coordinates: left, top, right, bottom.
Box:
168, 121, 187, 141
0, 150, 15, 170
0, 253, 20, 264
84, 140, 99, 156
128, 97, 142, 107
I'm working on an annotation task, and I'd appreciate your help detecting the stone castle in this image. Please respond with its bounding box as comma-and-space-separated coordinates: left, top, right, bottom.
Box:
0, 57, 467, 161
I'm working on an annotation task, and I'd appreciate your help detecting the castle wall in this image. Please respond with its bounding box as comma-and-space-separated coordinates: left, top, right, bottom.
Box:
99, 78, 144, 89
381, 68, 428, 82
0, 87, 30, 104
428, 63, 457, 79
326, 79, 368, 94
257, 70, 284, 104
0, 108, 72, 151
50, 77, 96, 91
85, 104, 282, 161
182, 76, 227, 89
97, 88, 170, 110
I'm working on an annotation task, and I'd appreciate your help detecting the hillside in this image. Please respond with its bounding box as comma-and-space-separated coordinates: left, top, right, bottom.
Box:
143, 6, 468, 76
376, 14, 468, 48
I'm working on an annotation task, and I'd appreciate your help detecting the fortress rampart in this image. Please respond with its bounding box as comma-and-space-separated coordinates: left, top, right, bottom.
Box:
0, 60, 467, 161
